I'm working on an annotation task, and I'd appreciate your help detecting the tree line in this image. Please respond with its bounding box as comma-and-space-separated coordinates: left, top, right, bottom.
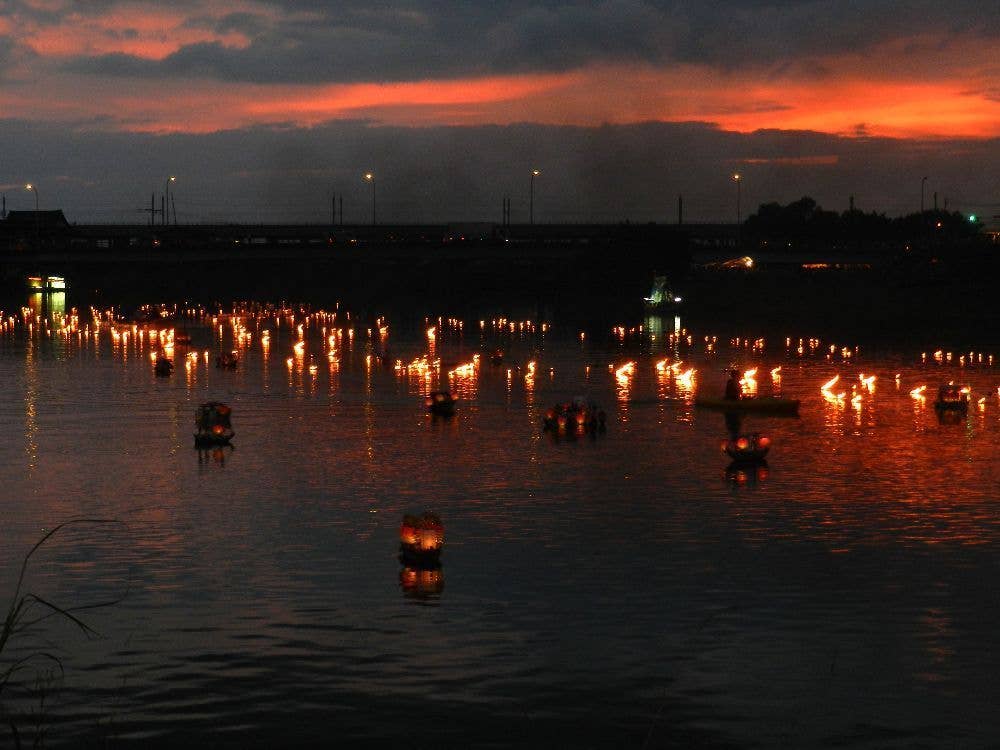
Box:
743, 196, 983, 247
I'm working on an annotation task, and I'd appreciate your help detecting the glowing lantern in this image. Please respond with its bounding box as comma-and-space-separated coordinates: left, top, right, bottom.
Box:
399, 513, 444, 563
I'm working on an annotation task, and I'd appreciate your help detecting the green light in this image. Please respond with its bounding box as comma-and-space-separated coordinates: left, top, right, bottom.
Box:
969, 215, 977, 222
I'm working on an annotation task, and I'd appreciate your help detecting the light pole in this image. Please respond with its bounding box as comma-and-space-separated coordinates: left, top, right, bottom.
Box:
529, 169, 540, 225
920, 175, 928, 214
25, 183, 39, 249
364, 172, 375, 226
733, 173, 742, 248
164, 175, 176, 226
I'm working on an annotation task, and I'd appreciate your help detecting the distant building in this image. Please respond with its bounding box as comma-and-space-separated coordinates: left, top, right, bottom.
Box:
0, 210, 71, 251
2, 210, 71, 231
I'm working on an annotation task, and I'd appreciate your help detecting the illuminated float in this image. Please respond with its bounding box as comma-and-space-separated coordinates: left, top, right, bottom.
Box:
542, 398, 607, 434
216, 350, 239, 369
426, 391, 457, 416
154, 355, 173, 376
194, 401, 235, 447
399, 513, 444, 566
721, 433, 770, 463
933, 384, 969, 414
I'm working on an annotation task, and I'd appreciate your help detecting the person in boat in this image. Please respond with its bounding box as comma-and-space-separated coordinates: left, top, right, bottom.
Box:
724, 370, 742, 400
723, 370, 742, 439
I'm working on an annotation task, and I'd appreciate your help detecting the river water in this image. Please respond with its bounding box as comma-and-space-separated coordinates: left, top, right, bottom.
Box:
2, 294, 999, 748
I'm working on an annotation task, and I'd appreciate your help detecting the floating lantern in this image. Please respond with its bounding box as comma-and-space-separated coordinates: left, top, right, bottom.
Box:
723, 433, 770, 463
194, 401, 234, 447
399, 513, 444, 565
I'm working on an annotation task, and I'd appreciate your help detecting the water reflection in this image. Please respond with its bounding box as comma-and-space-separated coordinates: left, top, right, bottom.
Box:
197, 446, 233, 467
6, 300, 1000, 745
725, 460, 769, 487
399, 565, 444, 601
27, 291, 66, 319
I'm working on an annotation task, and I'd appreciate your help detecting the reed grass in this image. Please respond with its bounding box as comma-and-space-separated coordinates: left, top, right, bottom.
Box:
1, 518, 126, 745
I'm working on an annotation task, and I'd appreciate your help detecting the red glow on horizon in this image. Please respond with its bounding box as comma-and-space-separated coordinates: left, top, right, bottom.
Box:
3, 18, 999, 140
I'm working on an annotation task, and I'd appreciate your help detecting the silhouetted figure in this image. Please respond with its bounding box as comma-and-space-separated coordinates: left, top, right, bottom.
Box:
725, 369, 741, 400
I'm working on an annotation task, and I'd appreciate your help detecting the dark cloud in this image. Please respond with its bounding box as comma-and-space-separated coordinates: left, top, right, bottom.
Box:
48, 0, 1000, 83
0, 118, 995, 224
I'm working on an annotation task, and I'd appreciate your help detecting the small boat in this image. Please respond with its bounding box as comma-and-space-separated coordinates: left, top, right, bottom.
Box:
216, 351, 239, 369
426, 391, 456, 416
696, 396, 800, 415
154, 356, 173, 377
194, 401, 234, 447
933, 384, 969, 414
643, 275, 683, 312
722, 433, 770, 463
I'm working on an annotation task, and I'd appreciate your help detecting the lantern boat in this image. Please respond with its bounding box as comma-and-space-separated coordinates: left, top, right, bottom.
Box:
543, 399, 607, 434
426, 391, 457, 416
399, 513, 444, 566
722, 433, 771, 463
194, 401, 235, 447
695, 396, 800, 415
933, 385, 969, 414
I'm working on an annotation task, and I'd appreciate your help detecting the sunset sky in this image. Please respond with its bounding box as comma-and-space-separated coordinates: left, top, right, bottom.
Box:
1, 0, 998, 223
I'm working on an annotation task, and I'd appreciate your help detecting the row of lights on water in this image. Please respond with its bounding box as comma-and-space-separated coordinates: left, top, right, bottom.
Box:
5, 303, 1000, 404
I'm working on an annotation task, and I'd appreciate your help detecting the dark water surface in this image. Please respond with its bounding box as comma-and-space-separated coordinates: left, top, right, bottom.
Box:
2, 297, 1000, 748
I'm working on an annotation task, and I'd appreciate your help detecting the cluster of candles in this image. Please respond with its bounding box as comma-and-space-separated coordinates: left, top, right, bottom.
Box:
7, 303, 1000, 407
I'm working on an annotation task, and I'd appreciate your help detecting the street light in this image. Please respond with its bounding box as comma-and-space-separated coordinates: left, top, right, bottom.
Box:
732, 173, 741, 224
164, 175, 176, 226
25, 183, 39, 249
920, 175, 928, 214
25, 183, 38, 212
530, 169, 540, 225
733, 173, 742, 248
364, 172, 375, 226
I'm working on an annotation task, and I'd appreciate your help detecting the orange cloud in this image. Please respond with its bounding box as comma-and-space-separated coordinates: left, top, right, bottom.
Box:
19, 5, 254, 58
4, 28, 999, 139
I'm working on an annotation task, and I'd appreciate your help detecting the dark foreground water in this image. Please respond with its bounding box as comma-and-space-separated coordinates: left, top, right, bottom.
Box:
2, 296, 1000, 748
